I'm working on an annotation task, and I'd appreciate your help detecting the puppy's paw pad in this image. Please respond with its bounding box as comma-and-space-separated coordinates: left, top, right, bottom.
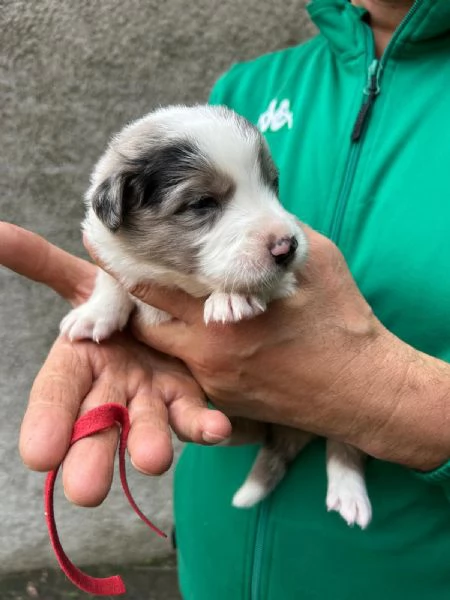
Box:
204, 293, 266, 324
326, 480, 372, 529
232, 480, 267, 508
60, 303, 129, 342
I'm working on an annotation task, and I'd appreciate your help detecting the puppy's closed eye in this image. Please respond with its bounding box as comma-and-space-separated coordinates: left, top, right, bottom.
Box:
175, 196, 220, 216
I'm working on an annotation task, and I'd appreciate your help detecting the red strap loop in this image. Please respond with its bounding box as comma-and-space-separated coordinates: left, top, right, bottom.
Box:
44, 403, 167, 596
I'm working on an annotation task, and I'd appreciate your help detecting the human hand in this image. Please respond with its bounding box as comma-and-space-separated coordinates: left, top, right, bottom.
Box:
20, 333, 231, 506
118, 225, 382, 436
97, 225, 450, 470
1, 222, 231, 505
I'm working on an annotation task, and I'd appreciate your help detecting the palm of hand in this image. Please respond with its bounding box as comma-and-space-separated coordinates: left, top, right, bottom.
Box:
0, 222, 230, 506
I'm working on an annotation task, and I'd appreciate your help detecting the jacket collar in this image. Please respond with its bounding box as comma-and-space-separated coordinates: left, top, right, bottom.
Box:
307, 0, 450, 60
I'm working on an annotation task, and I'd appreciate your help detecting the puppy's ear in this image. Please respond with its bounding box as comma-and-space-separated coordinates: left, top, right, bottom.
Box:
91, 173, 129, 231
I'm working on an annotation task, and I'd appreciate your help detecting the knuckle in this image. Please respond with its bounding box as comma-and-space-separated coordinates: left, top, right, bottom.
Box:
317, 233, 336, 257
193, 348, 221, 375
129, 282, 148, 302
315, 234, 342, 274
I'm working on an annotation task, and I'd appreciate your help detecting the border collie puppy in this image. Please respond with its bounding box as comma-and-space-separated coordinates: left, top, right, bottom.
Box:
61, 105, 371, 528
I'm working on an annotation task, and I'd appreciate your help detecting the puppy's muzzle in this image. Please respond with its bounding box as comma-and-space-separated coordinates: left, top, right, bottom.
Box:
270, 236, 298, 267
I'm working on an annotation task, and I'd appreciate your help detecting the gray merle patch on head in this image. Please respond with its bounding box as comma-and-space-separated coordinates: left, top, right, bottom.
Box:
94, 137, 236, 274
92, 140, 202, 231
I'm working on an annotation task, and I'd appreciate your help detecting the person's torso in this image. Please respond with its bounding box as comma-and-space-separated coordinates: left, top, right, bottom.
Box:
175, 1, 450, 598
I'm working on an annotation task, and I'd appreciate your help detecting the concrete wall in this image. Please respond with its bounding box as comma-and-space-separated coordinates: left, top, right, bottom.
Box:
0, 0, 315, 573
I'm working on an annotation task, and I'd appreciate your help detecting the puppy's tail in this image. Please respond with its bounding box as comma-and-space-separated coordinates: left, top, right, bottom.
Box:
232, 428, 313, 508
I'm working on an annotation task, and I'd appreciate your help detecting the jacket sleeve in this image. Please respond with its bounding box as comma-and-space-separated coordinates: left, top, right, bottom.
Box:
207, 58, 260, 110
415, 462, 450, 500
207, 71, 230, 105
207, 63, 243, 107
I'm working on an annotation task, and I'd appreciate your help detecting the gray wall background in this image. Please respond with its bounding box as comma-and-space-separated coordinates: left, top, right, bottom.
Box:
0, 0, 315, 574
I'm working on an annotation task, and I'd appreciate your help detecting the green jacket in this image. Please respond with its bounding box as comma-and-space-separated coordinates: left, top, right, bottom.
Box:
174, 1, 450, 598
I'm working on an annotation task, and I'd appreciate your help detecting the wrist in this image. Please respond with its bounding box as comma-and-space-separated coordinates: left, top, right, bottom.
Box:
347, 327, 450, 470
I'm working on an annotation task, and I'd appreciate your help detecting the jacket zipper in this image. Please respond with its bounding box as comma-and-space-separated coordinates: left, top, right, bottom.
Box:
351, 59, 381, 142
329, 0, 422, 244
249, 2, 423, 598
250, 502, 269, 600
249, 56, 379, 594
329, 49, 377, 243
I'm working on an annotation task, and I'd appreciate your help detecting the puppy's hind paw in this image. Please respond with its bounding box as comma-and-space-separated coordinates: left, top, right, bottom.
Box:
326, 478, 372, 530
232, 480, 268, 508
204, 293, 266, 325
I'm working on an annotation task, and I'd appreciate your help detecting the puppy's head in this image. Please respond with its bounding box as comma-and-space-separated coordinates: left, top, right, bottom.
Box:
86, 105, 307, 293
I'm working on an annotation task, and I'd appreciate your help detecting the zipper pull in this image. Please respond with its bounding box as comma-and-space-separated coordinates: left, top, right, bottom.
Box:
351, 59, 381, 142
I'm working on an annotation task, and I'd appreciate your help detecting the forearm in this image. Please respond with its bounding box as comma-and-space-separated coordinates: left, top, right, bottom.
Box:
335, 326, 450, 471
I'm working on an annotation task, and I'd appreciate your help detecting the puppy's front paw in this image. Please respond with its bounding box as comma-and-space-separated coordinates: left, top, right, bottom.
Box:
60, 300, 131, 343
326, 475, 372, 530
204, 293, 266, 324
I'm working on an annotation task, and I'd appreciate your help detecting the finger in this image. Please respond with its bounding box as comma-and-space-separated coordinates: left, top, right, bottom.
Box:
127, 386, 174, 476
130, 283, 203, 324
167, 394, 232, 445
0, 222, 95, 305
19, 339, 93, 472
296, 222, 340, 279
130, 317, 189, 358
84, 234, 203, 323
62, 376, 127, 507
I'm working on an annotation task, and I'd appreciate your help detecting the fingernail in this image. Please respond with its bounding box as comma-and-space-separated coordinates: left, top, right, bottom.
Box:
130, 457, 152, 475
202, 431, 227, 445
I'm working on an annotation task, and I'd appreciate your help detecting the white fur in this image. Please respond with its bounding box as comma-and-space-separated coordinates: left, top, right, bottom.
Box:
204, 292, 266, 324
64, 105, 307, 333
326, 440, 372, 529
232, 479, 269, 508
60, 270, 133, 342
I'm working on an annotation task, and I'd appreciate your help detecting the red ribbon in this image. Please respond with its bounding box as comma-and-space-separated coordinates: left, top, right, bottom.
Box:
44, 403, 167, 596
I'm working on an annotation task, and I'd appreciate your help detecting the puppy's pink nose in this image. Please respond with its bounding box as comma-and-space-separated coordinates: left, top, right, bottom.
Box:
270, 236, 298, 266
